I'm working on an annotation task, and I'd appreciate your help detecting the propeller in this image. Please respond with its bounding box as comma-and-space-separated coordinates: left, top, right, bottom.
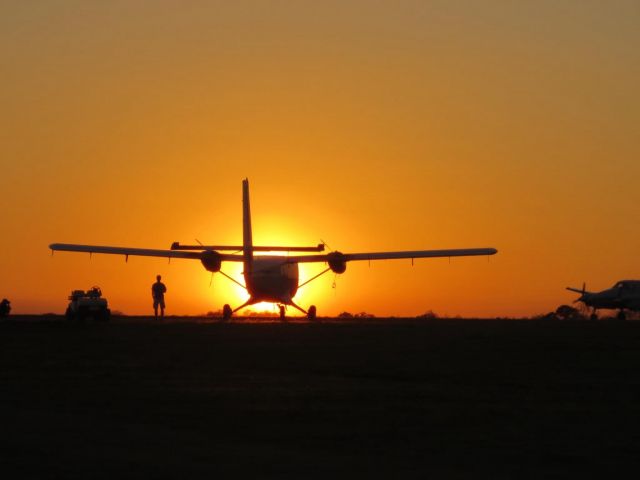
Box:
573, 282, 587, 303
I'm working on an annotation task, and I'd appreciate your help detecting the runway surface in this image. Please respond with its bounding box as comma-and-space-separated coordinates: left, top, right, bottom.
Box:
1, 317, 640, 478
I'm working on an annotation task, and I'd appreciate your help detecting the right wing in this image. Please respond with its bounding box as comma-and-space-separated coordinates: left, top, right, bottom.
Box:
49, 243, 244, 262
287, 248, 498, 263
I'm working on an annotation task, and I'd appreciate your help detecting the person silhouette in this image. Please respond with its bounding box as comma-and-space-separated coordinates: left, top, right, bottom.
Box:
0, 298, 10, 317
151, 275, 167, 320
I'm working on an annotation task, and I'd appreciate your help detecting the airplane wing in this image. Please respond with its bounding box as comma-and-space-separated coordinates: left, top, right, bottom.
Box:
49, 243, 496, 264
286, 248, 498, 263
49, 243, 244, 262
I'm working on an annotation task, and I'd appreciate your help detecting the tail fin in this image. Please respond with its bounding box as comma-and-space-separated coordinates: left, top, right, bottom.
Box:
242, 178, 253, 273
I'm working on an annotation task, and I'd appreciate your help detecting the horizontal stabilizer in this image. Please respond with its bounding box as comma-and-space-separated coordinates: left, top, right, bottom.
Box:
171, 242, 325, 252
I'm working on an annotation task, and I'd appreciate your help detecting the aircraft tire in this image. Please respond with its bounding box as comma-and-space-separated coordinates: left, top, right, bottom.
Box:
279, 305, 286, 321
617, 310, 626, 321
222, 304, 232, 321
307, 305, 317, 321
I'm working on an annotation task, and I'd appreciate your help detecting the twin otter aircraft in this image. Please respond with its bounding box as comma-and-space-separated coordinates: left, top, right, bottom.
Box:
50, 179, 497, 320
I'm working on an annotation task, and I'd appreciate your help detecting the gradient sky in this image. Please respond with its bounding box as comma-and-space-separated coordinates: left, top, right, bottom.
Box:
1, 1, 639, 317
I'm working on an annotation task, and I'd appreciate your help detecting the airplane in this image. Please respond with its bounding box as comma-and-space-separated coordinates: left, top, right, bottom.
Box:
567, 280, 640, 320
50, 179, 498, 320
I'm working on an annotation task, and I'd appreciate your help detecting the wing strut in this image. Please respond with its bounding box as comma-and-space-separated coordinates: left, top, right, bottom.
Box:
218, 271, 247, 290
297, 267, 332, 290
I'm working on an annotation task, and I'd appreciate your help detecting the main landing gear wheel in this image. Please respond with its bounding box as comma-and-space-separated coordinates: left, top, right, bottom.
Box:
279, 305, 286, 321
617, 310, 627, 321
222, 304, 232, 321
307, 305, 317, 321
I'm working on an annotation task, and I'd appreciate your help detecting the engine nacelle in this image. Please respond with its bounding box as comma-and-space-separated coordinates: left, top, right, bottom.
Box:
327, 251, 347, 274
200, 250, 222, 272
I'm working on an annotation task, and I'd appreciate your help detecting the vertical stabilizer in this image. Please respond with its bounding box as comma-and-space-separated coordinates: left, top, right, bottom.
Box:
242, 178, 253, 273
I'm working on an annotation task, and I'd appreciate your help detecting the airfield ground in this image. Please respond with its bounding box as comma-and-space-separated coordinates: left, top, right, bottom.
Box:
1, 316, 639, 478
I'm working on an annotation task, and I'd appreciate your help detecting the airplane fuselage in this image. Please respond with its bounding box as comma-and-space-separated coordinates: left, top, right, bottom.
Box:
581, 290, 624, 309
245, 257, 299, 304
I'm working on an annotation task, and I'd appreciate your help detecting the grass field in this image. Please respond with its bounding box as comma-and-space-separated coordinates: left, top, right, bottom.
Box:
1, 317, 639, 478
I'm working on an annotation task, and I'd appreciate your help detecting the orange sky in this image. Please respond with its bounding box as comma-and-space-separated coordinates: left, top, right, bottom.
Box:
1, 1, 639, 317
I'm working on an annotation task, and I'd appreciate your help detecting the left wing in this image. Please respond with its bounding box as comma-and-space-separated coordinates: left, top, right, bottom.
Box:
286, 248, 498, 263
49, 243, 244, 262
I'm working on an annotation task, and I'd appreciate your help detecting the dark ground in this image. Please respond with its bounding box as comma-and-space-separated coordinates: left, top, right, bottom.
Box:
1, 316, 640, 479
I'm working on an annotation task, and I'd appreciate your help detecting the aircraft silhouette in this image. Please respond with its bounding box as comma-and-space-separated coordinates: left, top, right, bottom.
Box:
50, 179, 497, 320
567, 281, 640, 320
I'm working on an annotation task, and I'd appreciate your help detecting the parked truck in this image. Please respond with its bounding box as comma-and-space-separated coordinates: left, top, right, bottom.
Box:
66, 286, 110, 322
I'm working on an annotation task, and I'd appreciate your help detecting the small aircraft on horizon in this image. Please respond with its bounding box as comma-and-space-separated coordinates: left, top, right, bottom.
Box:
567, 280, 640, 320
50, 179, 497, 320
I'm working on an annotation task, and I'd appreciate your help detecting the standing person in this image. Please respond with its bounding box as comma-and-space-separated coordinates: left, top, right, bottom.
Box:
0, 298, 10, 317
151, 275, 167, 320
